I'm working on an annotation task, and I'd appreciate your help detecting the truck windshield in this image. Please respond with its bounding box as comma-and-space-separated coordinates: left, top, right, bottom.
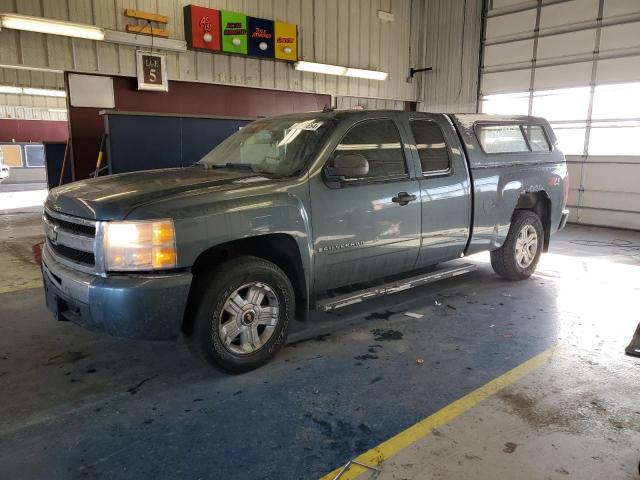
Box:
197, 116, 333, 176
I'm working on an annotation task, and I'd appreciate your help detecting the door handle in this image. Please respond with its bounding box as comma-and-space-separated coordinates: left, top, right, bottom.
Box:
392, 192, 417, 206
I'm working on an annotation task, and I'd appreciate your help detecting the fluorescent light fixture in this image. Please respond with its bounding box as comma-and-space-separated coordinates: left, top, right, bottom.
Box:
48, 108, 67, 113
345, 68, 388, 81
0, 85, 23, 94
0, 85, 66, 97
0, 13, 105, 40
294, 61, 388, 81
23, 87, 66, 97
0, 63, 63, 73
294, 61, 347, 76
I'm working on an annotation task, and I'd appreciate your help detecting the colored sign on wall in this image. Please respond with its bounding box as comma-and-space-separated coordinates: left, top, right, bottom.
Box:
183, 5, 297, 62
274, 22, 297, 61
221, 11, 247, 55
183, 5, 221, 52
247, 17, 274, 58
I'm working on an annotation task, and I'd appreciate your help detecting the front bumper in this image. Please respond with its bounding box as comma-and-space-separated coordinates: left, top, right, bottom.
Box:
42, 244, 192, 341
558, 209, 570, 231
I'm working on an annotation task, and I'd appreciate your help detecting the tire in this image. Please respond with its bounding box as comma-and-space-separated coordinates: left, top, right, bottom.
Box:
185, 255, 294, 373
490, 210, 544, 281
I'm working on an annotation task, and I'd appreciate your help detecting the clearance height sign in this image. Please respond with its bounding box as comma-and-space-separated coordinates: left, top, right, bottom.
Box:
183, 5, 297, 62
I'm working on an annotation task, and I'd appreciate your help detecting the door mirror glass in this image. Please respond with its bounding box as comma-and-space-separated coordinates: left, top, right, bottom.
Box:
331, 153, 369, 178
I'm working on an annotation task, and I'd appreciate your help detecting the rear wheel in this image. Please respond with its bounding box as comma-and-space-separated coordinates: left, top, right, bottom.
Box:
490, 210, 543, 280
185, 256, 293, 373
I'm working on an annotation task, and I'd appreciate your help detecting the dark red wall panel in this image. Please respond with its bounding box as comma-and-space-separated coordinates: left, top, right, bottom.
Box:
111, 77, 329, 117
69, 76, 331, 181
0, 119, 68, 143
67, 107, 104, 180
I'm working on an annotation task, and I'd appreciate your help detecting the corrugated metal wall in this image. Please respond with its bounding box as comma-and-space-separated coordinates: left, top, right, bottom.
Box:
480, 0, 640, 230
417, 0, 483, 112
335, 95, 405, 110
0, 0, 484, 120
0, 0, 422, 102
0, 105, 67, 121
334, 0, 483, 113
0, 67, 66, 109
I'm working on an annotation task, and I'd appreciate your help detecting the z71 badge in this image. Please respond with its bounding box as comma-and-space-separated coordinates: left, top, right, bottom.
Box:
318, 241, 364, 253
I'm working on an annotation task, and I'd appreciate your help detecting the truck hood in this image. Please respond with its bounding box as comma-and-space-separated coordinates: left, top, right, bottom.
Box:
46, 167, 270, 220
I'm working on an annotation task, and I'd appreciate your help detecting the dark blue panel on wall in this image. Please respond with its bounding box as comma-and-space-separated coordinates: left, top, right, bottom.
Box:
180, 117, 246, 164
44, 142, 69, 189
103, 113, 251, 175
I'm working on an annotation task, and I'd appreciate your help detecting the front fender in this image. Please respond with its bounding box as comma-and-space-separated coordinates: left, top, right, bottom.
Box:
125, 177, 314, 298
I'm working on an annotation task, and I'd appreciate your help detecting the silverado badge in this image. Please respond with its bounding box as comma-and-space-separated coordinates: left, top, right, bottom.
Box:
318, 241, 364, 253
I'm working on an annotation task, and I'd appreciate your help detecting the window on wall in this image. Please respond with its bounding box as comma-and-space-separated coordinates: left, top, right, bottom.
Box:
592, 83, 640, 120
531, 87, 591, 122
0, 145, 23, 167
589, 121, 640, 156
25, 145, 45, 167
481, 82, 640, 156
480, 92, 530, 116
551, 124, 586, 155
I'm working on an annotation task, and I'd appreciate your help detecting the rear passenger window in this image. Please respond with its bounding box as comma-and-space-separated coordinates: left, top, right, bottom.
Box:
523, 125, 551, 151
332, 119, 407, 181
476, 125, 529, 154
410, 120, 451, 174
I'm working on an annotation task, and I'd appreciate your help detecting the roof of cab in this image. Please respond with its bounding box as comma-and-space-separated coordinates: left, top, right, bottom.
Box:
262, 110, 553, 131
289, 109, 550, 124
452, 113, 550, 128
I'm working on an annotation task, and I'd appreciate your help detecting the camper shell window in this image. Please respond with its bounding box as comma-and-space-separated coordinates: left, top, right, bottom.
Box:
475, 123, 551, 154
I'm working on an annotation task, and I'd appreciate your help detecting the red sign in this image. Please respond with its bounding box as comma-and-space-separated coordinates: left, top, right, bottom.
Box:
184, 5, 221, 52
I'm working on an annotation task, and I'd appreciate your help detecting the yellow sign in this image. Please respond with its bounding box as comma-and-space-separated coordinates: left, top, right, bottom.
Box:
274, 22, 297, 61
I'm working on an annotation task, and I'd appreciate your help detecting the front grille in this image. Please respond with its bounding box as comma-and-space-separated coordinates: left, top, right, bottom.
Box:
44, 208, 97, 271
49, 242, 95, 266
44, 211, 95, 236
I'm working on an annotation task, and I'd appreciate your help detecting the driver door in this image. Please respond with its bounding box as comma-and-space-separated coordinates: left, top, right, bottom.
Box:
309, 116, 422, 292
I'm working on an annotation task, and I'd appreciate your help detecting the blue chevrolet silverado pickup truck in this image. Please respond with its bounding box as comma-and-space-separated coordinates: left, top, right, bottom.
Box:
42, 110, 569, 372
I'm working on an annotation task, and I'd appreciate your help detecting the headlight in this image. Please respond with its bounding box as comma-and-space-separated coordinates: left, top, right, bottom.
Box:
104, 220, 177, 271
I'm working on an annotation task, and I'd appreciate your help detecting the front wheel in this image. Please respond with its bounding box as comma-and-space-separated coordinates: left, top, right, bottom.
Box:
185, 256, 294, 373
490, 210, 543, 281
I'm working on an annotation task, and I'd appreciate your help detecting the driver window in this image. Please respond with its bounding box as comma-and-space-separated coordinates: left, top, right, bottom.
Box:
329, 119, 407, 181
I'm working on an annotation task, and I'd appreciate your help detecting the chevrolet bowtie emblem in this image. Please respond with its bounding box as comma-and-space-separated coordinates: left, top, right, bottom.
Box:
47, 225, 59, 244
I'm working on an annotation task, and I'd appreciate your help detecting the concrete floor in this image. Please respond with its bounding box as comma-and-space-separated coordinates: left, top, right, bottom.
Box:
0, 206, 638, 480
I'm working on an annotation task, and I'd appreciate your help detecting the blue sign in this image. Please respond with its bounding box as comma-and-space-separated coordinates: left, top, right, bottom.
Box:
247, 17, 274, 58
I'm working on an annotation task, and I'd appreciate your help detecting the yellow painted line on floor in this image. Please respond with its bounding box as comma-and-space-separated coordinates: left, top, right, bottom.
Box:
0, 279, 43, 295
320, 345, 559, 480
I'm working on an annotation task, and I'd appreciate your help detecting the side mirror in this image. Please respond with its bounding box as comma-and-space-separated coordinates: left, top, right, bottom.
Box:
332, 153, 369, 179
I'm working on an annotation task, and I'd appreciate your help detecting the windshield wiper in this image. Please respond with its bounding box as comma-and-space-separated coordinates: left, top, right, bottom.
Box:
208, 162, 259, 172
203, 162, 284, 177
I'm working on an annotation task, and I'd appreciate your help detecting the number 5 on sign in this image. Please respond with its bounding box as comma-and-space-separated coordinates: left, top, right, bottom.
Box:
136, 50, 169, 92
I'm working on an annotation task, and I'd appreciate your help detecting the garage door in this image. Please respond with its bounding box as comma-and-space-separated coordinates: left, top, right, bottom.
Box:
479, 0, 640, 230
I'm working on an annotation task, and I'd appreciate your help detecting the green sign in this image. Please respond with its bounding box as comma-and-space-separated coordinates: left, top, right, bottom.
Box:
221, 11, 247, 54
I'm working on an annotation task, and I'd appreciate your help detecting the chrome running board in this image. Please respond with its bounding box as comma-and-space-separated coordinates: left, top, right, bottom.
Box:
316, 262, 477, 312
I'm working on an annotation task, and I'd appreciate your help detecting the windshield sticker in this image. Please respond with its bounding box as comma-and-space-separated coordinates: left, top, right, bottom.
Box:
290, 120, 323, 131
